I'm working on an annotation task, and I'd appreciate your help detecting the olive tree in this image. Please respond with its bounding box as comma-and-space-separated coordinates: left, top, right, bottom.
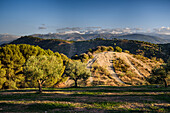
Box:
64, 61, 91, 87
114, 46, 122, 52
24, 55, 64, 93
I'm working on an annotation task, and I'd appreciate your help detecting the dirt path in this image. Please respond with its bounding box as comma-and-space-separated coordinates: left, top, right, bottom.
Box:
87, 52, 124, 84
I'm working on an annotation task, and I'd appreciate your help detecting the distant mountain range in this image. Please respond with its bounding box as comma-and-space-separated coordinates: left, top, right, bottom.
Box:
0, 33, 169, 46
0, 34, 20, 45
31, 33, 169, 44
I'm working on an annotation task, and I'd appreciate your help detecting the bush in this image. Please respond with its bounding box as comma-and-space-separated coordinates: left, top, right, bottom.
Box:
113, 58, 129, 72
101, 46, 107, 52
115, 46, 122, 52
126, 71, 135, 78
108, 46, 114, 51
124, 50, 130, 53
88, 48, 92, 52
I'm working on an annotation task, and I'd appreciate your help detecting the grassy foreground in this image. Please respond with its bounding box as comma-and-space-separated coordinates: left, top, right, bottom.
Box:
0, 85, 169, 113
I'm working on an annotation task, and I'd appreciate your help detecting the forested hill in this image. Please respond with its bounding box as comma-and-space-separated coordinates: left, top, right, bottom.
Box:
9, 36, 169, 61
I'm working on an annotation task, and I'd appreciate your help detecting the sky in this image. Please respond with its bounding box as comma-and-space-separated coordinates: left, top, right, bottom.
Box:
0, 0, 170, 35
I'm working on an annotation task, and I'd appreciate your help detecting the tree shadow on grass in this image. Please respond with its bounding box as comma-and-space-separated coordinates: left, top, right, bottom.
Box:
0, 85, 169, 93
0, 102, 168, 113
0, 91, 169, 103
0, 102, 75, 112
0, 85, 169, 112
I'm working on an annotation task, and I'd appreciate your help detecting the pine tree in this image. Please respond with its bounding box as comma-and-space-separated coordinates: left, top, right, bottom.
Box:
0, 45, 25, 89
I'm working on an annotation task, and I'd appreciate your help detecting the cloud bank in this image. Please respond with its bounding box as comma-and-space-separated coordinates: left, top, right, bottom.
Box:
153, 27, 170, 35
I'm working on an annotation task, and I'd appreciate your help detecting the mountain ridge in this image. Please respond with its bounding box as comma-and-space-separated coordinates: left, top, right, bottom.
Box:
31, 33, 167, 44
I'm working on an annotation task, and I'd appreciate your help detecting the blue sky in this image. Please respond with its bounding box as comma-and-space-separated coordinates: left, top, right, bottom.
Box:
0, 0, 170, 35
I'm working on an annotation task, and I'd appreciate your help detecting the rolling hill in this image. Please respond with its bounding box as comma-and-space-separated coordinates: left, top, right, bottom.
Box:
9, 36, 169, 61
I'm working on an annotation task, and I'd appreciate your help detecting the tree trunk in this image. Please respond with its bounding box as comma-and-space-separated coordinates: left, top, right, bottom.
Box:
74, 79, 78, 87
163, 79, 168, 88
38, 80, 42, 93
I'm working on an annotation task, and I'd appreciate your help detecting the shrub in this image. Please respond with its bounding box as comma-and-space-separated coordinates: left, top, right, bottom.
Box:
108, 46, 114, 51
126, 71, 135, 78
101, 46, 107, 52
88, 48, 92, 52
124, 50, 130, 53
115, 46, 122, 52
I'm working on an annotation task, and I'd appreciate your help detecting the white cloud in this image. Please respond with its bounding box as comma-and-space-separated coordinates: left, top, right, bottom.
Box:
153, 26, 170, 35
55, 27, 143, 34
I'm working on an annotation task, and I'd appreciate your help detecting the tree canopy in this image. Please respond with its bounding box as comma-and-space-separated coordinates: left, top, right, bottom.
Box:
24, 55, 64, 93
65, 61, 91, 87
148, 58, 170, 87
0, 44, 67, 89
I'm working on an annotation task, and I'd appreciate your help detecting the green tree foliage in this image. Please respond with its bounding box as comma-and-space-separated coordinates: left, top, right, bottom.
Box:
64, 61, 91, 87
123, 50, 130, 53
19, 44, 47, 60
79, 53, 89, 63
101, 46, 107, 52
108, 46, 114, 51
113, 58, 130, 72
148, 57, 170, 87
60, 53, 70, 65
114, 46, 122, 52
88, 48, 92, 52
0, 45, 25, 89
0, 61, 6, 89
24, 55, 64, 93
0, 44, 67, 89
